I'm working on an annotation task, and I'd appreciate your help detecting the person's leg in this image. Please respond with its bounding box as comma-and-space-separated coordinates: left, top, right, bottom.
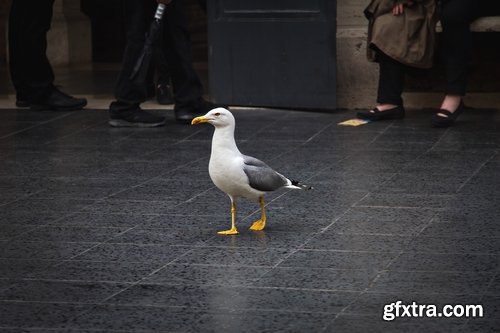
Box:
376, 52, 406, 108
109, 0, 165, 127
432, 0, 500, 126
161, 1, 221, 123
438, 0, 500, 112
9, 0, 87, 111
357, 51, 406, 121
441, 0, 500, 105
162, 1, 203, 110
155, 40, 172, 87
9, 0, 55, 102
110, 0, 153, 112
439, 0, 479, 105
155, 31, 174, 105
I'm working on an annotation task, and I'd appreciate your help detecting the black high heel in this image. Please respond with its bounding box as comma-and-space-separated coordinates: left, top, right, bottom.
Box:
431, 101, 465, 128
357, 105, 405, 121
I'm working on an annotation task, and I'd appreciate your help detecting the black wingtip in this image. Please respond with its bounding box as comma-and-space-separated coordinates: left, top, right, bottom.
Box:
291, 180, 313, 190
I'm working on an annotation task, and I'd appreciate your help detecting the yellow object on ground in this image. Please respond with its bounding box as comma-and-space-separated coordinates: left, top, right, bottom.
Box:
338, 119, 371, 126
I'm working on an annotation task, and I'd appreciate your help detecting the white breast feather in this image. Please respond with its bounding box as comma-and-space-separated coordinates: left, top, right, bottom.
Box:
209, 154, 264, 200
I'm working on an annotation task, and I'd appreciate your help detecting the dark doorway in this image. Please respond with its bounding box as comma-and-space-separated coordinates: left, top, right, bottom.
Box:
207, 0, 337, 109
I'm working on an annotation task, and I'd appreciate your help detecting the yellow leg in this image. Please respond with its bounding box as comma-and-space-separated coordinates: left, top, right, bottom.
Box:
218, 200, 239, 235
250, 197, 267, 231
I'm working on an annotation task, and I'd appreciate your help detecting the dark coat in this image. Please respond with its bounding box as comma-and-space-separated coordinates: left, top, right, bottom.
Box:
365, 0, 437, 68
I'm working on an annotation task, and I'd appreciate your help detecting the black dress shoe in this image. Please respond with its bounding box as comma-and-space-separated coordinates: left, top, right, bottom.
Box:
109, 108, 166, 128
156, 84, 174, 105
357, 105, 405, 121
175, 99, 227, 124
30, 86, 87, 111
431, 101, 465, 128
15, 93, 30, 108
16, 100, 30, 108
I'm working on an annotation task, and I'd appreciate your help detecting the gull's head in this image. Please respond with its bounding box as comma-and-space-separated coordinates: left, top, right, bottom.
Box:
191, 108, 235, 128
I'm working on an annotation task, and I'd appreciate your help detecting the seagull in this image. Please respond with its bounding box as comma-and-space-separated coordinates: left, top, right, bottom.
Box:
191, 108, 311, 235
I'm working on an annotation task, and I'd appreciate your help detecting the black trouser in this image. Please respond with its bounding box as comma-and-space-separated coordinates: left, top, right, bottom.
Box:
155, 43, 172, 86
377, 0, 500, 105
110, 0, 203, 113
440, 0, 500, 95
153, 0, 207, 87
9, 0, 55, 102
377, 52, 406, 106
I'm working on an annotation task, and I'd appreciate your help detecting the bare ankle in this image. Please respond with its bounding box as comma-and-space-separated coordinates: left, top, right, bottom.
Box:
440, 95, 462, 113
376, 104, 399, 111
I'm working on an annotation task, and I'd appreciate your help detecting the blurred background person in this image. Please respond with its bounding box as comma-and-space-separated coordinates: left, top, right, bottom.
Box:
109, 0, 218, 127
9, 0, 87, 111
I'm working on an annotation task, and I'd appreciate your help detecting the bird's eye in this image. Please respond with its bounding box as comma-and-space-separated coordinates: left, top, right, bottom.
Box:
215, 112, 221, 117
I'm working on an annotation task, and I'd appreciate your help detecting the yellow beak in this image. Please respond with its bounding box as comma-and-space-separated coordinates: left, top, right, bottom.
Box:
191, 116, 210, 125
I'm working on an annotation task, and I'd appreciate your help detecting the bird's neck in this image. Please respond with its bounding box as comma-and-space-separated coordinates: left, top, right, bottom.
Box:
212, 125, 240, 155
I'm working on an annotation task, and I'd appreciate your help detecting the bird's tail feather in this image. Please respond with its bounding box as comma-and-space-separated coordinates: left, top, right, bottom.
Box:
286, 179, 313, 190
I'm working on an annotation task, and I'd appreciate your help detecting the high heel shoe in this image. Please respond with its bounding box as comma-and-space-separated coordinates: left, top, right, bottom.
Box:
357, 105, 405, 121
431, 101, 465, 128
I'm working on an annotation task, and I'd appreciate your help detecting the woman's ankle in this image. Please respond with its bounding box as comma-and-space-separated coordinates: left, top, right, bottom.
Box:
376, 104, 400, 111
440, 95, 462, 113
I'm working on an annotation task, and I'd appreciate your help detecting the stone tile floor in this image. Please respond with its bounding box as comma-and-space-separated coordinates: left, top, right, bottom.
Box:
0, 107, 499, 332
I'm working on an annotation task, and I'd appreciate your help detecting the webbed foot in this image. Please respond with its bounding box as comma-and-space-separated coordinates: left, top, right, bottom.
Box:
218, 228, 239, 235
249, 219, 266, 231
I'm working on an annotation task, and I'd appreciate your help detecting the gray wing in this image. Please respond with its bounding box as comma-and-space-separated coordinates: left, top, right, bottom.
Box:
242, 155, 288, 192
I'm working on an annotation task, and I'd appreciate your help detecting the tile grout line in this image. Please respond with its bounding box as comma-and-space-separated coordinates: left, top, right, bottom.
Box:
0, 188, 46, 209
354, 204, 448, 210
49, 215, 165, 268
303, 121, 336, 144
96, 248, 197, 304
40, 118, 110, 146
30, 244, 198, 328
365, 121, 394, 147
5, 240, 498, 257
471, 263, 499, 328
247, 155, 358, 283
0, 210, 132, 295
0, 112, 73, 140
455, 150, 498, 193
1, 274, 494, 295
320, 207, 440, 331
352, 121, 455, 210
25, 224, 145, 273
5, 210, 93, 245
428, 126, 452, 152
264, 136, 373, 236
0, 326, 157, 333
76, 155, 210, 216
